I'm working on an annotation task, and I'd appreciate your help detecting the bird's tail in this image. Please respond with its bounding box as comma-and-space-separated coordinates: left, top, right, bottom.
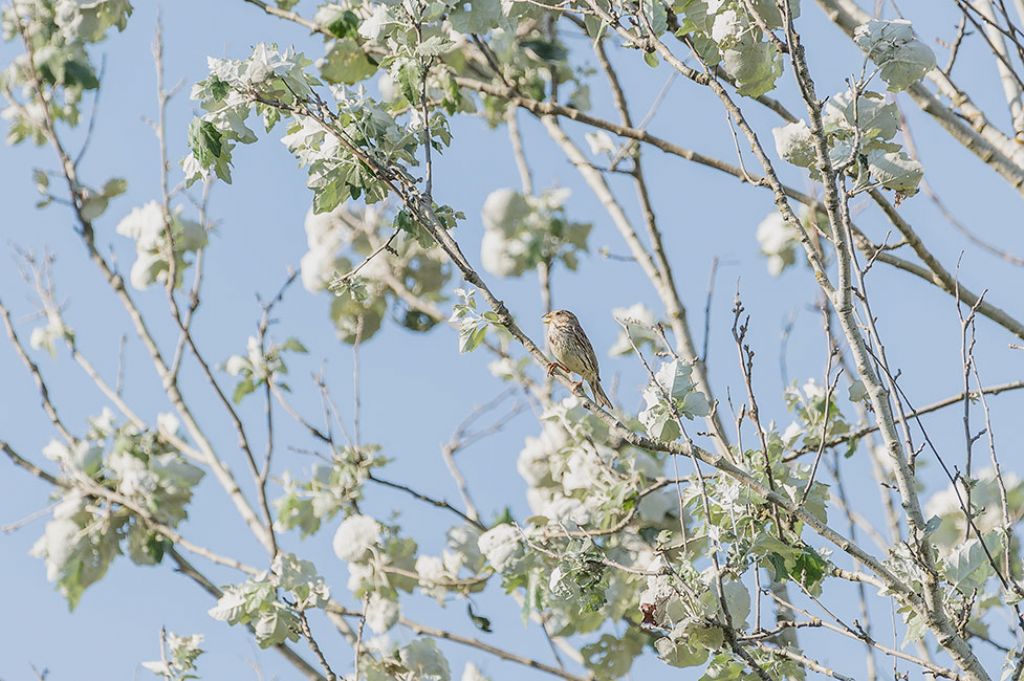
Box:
591, 380, 613, 409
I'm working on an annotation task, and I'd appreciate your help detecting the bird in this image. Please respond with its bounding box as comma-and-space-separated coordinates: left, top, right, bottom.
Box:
542, 309, 613, 409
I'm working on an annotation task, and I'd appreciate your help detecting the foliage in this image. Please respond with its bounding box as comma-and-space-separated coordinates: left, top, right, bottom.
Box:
275, 444, 386, 536
115, 201, 206, 290
774, 87, 924, 195
209, 553, 330, 648
224, 335, 308, 403
479, 187, 591, 277
854, 19, 936, 92
142, 632, 204, 681
674, 0, 799, 96
30, 410, 203, 608
1, 0, 130, 143
639, 360, 711, 441
2, 1, 1022, 680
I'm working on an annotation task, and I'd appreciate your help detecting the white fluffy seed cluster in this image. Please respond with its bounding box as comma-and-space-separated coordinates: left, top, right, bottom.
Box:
115, 201, 207, 290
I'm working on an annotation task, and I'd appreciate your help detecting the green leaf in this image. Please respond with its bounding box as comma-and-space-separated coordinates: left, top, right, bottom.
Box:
395, 208, 434, 248
233, 378, 256, 404
128, 525, 167, 566
31, 507, 123, 610
189, 119, 222, 164
520, 39, 569, 63
865, 149, 923, 194
718, 581, 750, 628
792, 547, 827, 594
459, 323, 488, 353
681, 390, 710, 418
943, 536, 996, 591
640, 403, 680, 442
467, 602, 493, 633
253, 606, 301, 648
492, 507, 515, 528
722, 42, 782, 98
80, 192, 109, 221
418, 36, 454, 58
655, 635, 708, 668
204, 77, 228, 103
209, 577, 300, 648
641, 0, 668, 34
755, 532, 828, 594
76, 0, 133, 42
102, 177, 128, 198
320, 38, 377, 85
848, 380, 868, 402
825, 90, 898, 140
583, 15, 608, 41
854, 19, 936, 92
312, 176, 345, 215
280, 337, 308, 354
273, 553, 330, 609
64, 59, 100, 90
450, 0, 502, 33
326, 10, 360, 39
32, 169, 49, 193
188, 119, 233, 183
750, 0, 798, 28
581, 630, 646, 679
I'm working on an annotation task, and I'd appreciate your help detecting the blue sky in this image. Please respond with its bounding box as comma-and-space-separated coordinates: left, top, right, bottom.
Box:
2, 1, 1023, 679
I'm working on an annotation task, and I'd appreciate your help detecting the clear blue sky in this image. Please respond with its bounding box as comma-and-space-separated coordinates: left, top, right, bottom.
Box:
2, 1, 1023, 679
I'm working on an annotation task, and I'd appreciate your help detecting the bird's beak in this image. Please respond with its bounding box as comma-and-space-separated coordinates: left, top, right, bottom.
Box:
541, 312, 552, 324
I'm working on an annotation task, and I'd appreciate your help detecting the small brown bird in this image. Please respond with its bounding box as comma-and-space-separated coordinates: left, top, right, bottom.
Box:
542, 309, 613, 409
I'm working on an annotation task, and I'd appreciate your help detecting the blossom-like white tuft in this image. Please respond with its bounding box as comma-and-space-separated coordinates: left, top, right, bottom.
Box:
516, 424, 565, 487
461, 662, 491, 681
300, 247, 342, 293
755, 212, 800, 276
584, 131, 616, 156
540, 496, 592, 528
224, 354, 252, 376
479, 187, 589, 278
477, 523, 523, 573
332, 514, 381, 562
42, 439, 102, 476
479, 229, 521, 277
925, 468, 1022, 551
562, 450, 606, 493
116, 202, 167, 250
300, 205, 351, 292
153, 410, 178, 433
609, 303, 658, 356
400, 638, 450, 681
481, 188, 530, 235
29, 310, 69, 357
364, 592, 400, 634
415, 555, 445, 580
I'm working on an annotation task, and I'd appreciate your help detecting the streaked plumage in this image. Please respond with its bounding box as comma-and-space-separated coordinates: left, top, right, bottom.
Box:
542, 309, 613, 409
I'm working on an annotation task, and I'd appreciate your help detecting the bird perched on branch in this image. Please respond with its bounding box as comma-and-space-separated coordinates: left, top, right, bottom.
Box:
542, 309, 613, 409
